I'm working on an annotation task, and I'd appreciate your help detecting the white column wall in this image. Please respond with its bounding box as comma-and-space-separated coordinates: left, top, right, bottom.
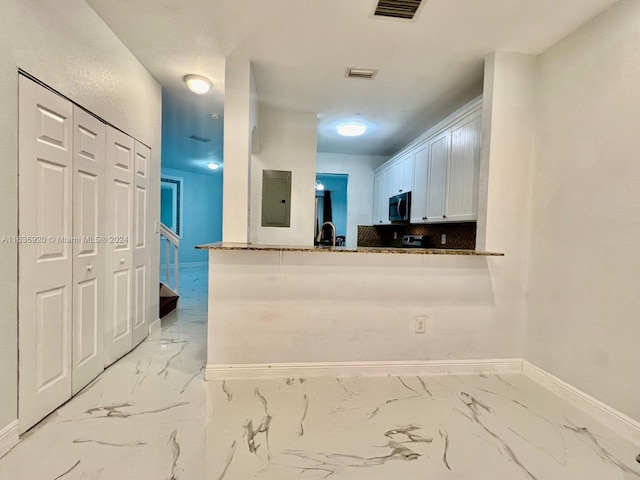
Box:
316, 153, 388, 249
477, 52, 538, 360
222, 56, 253, 243
250, 108, 318, 246
525, 0, 640, 422
0, 0, 161, 442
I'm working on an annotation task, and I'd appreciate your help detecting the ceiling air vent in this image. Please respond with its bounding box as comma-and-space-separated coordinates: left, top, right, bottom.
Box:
346, 67, 378, 80
374, 0, 423, 20
189, 134, 211, 143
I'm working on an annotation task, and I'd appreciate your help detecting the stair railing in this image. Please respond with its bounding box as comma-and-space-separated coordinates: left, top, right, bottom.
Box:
159, 222, 180, 294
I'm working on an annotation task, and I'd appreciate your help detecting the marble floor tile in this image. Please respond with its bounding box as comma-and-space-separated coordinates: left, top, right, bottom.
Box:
1, 264, 639, 479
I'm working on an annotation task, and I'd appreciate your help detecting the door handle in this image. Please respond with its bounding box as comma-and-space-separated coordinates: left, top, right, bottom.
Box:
120, 258, 125, 264
87, 265, 93, 272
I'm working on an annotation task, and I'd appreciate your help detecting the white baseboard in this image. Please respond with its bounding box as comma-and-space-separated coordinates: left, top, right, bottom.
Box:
522, 360, 640, 445
149, 317, 161, 334
0, 420, 19, 459
205, 358, 523, 381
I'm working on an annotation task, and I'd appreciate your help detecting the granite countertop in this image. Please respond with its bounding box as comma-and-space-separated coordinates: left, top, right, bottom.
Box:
196, 242, 504, 256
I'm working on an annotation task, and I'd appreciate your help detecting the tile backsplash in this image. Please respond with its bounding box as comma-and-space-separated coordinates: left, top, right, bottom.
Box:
358, 222, 476, 249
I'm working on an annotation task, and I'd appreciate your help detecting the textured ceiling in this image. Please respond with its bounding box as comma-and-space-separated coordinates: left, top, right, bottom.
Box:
87, 0, 619, 171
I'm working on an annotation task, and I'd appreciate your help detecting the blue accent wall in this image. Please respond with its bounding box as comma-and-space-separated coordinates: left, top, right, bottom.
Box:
316, 173, 348, 239
161, 167, 223, 264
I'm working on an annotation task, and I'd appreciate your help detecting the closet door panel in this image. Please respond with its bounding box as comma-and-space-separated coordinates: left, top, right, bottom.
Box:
132, 141, 150, 346
18, 75, 73, 432
104, 127, 134, 366
72, 107, 105, 394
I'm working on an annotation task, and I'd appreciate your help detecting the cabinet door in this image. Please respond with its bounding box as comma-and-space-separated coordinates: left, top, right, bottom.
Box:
381, 167, 392, 224
18, 76, 73, 432
373, 170, 383, 224
132, 141, 150, 347
446, 115, 481, 221
425, 131, 449, 222
387, 153, 413, 194
401, 153, 414, 193
72, 106, 106, 395
373, 168, 391, 225
410, 142, 429, 223
104, 127, 134, 366
389, 159, 404, 195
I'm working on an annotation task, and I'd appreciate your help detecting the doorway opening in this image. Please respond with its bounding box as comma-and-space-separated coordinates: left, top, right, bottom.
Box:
315, 173, 348, 246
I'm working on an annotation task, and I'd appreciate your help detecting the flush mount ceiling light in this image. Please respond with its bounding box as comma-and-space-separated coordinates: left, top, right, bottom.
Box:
207, 162, 220, 170
315, 180, 325, 191
184, 74, 212, 95
336, 120, 367, 137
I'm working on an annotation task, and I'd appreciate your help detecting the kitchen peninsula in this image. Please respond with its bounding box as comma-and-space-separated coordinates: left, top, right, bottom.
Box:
198, 242, 507, 381
200, 91, 513, 383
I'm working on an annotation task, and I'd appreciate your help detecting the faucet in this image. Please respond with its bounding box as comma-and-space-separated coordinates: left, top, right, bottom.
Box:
316, 221, 336, 247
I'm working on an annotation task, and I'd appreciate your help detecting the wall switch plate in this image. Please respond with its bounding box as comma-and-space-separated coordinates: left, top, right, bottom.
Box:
415, 316, 426, 334
441, 234, 446, 245
393, 231, 397, 240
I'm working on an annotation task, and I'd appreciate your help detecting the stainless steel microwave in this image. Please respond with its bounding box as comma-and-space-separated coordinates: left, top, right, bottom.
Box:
389, 191, 410, 222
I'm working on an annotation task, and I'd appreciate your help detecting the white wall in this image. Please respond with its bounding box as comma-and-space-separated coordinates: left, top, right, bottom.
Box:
250, 108, 318, 245
0, 0, 161, 440
317, 153, 388, 248
477, 51, 538, 362
208, 250, 518, 366
524, 0, 640, 423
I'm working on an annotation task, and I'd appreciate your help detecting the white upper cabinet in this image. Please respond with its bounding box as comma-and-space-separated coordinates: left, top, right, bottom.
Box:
372, 166, 391, 225
425, 131, 450, 222
445, 114, 481, 222
411, 132, 450, 223
374, 96, 482, 226
409, 142, 429, 223
388, 152, 414, 196
388, 159, 403, 195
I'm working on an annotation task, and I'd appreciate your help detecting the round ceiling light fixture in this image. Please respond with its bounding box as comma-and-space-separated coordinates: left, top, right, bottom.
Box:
207, 162, 220, 170
315, 180, 325, 191
184, 74, 212, 95
336, 115, 367, 137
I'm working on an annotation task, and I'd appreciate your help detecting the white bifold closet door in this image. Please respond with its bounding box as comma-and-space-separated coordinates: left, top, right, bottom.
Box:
19, 76, 150, 431
103, 128, 151, 364
71, 107, 106, 394
18, 76, 75, 432
19, 77, 108, 431
132, 141, 150, 348
104, 128, 135, 366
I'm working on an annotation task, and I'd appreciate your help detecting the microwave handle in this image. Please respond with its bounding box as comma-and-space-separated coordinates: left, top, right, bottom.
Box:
397, 198, 403, 217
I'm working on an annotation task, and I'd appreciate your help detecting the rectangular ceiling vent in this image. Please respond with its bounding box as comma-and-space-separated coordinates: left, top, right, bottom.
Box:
374, 0, 423, 20
346, 67, 378, 80
189, 134, 211, 143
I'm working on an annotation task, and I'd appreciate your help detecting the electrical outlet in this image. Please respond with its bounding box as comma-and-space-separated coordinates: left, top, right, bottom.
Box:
393, 231, 398, 240
415, 316, 426, 334
441, 234, 446, 245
